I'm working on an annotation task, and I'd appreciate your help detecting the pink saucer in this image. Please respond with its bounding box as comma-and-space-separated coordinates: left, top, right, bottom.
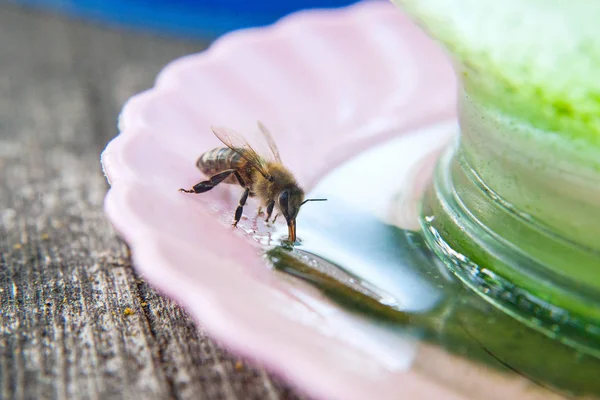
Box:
101, 2, 555, 399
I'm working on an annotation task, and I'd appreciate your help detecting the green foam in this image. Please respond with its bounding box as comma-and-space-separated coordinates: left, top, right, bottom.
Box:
393, 0, 600, 146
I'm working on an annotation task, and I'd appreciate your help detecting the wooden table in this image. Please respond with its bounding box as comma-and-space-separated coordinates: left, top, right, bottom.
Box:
0, 5, 305, 399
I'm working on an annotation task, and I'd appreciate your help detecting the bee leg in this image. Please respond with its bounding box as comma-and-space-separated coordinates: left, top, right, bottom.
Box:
256, 207, 264, 217
232, 171, 246, 187
272, 213, 280, 223
179, 169, 235, 194
230, 170, 253, 225
232, 188, 250, 227
265, 200, 275, 223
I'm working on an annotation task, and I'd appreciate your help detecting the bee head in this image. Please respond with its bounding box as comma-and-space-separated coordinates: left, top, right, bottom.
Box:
278, 186, 304, 242
278, 186, 304, 223
277, 186, 327, 243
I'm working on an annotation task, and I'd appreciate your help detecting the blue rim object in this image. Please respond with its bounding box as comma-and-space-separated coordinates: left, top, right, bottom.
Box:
11, 0, 362, 38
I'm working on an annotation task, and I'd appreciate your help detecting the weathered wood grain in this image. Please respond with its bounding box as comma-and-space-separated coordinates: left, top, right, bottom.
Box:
0, 5, 305, 399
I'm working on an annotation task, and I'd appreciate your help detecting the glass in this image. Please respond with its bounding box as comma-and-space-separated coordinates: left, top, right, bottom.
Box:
391, 0, 600, 353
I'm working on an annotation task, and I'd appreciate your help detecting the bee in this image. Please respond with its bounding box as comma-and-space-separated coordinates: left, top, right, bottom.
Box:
179, 121, 326, 242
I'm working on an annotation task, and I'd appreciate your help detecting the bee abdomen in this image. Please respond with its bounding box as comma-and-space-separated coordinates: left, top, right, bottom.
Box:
196, 147, 241, 182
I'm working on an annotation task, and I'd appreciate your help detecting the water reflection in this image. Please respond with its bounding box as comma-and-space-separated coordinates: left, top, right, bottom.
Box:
265, 123, 600, 398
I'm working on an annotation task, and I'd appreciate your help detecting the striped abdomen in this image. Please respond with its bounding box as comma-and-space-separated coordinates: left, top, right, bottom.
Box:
196, 147, 244, 185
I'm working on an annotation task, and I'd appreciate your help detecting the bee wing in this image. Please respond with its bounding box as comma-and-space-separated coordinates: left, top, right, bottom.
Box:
211, 126, 272, 180
256, 121, 282, 163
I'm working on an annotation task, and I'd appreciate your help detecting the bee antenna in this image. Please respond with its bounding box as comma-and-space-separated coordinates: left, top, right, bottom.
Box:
301, 198, 327, 206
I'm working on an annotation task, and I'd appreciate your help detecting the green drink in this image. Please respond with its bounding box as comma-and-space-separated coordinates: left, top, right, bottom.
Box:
391, 0, 600, 351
